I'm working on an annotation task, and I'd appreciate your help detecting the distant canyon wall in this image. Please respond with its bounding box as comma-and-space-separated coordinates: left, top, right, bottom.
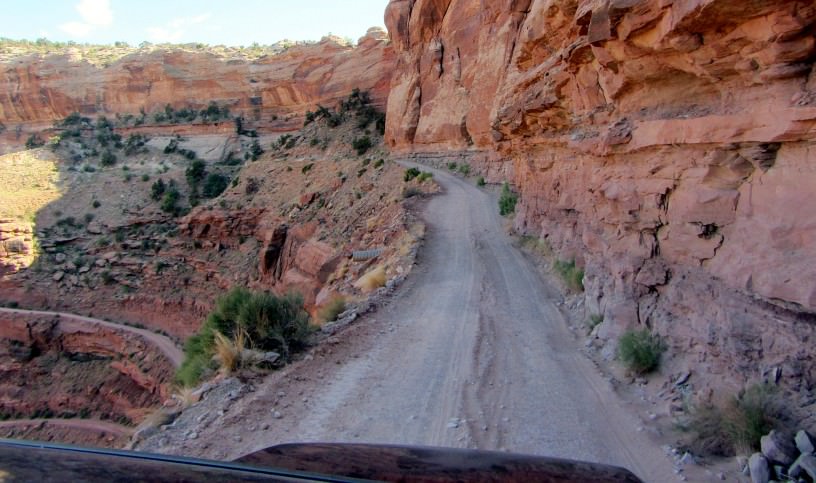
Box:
0, 29, 394, 149
385, 0, 816, 394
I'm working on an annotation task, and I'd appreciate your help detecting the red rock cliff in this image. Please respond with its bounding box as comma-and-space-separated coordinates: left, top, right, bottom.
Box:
385, 0, 816, 393
0, 29, 394, 145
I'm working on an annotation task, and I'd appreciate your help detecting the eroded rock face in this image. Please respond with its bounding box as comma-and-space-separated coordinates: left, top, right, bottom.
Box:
0, 29, 394, 150
0, 312, 174, 426
385, 0, 816, 393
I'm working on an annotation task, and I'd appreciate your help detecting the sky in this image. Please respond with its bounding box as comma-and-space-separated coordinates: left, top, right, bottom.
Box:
3, 0, 390, 46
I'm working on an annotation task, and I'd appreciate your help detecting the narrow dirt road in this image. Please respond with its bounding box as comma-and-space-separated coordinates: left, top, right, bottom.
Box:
0, 418, 133, 436
0, 307, 183, 367
153, 163, 677, 482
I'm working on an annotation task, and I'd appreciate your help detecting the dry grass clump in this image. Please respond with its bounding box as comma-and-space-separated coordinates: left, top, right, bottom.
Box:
317, 297, 347, 325
355, 265, 387, 293
212, 329, 247, 375
680, 383, 791, 456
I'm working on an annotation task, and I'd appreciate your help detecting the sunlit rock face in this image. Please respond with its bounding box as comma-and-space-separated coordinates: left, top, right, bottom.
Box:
0, 29, 395, 151
384, 0, 816, 394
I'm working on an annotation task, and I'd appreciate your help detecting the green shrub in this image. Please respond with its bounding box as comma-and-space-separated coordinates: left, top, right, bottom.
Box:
185, 160, 206, 186
141, 174, 150, 182
176, 288, 311, 387
250, 139, 264, 161
553, 259, 584, 292
160, 186, 181, 215
498, 182, 518, 216
202, 173, 229, 198
458, 164, 470, 176
100, 150, 117, 166
374, 159, 385, 169
150, 179, 167, 201
352, 136, 373, 155
586, 314, 603, 331
417, 172, 433, 183
616, 329, 665, 374
301, 163, 314, 174
403, 167, 420, 182
447, 162, 457, 171
25, 134, 45, 149
92, 200, 101, 209
682, 384, 790, 456
476, 176, 486, 187
163, 138, 179, 154
124, 133, 147, 156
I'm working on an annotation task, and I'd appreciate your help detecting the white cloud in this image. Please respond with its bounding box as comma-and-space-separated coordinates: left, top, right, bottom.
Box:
76, 0, 113, 27
146, 27, 184, 43
59, 21, 94, 37
147, 13, 212, 43
59, 0, 113, 38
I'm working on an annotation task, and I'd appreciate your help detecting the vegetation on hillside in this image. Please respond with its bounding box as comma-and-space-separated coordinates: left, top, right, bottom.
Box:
176, 288, 311, 387
0, 37, 323, 65
616, 328, 665, 374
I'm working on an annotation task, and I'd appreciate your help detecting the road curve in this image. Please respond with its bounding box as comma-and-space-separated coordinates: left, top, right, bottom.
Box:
0, 307, 183, 367
201, 163, 677, 482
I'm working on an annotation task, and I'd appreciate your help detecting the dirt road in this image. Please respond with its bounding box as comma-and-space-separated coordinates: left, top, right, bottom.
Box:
0, 418, 133, 436
149, 163, 677, 481
0, 307, 183, 367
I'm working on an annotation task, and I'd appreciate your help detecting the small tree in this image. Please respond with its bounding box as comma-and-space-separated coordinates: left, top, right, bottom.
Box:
352, 136, 373, 155
202, 173, 228, 198
185, 160, 207, 186
100, 150, 117, 166
150, 178, 167, 201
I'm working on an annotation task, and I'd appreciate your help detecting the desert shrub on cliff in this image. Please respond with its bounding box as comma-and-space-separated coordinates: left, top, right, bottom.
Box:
553, 259, 584, 292
100, 150, 117, 166
682, 384, 791, 456
160, 185, 182, 215
352, 136, 373, 155
354, 265, 387, 293
616, 329, 665, 375
201, 173, 228, 198
150, 178, 166, 201
25, 134, 45, 149
404, 167, 420, 182
317, 297, 347, 325
176, 288, 311, 387
499, 182, 518, 216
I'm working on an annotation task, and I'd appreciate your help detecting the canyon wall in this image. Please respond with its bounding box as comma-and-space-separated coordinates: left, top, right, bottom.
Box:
385, 0, 816, 395
0, 29, 394, 150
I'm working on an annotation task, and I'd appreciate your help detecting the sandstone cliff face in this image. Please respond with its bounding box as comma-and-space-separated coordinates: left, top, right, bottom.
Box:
0, 312, 174, 425
386, 0, 816, 394
0, 29, 394, 150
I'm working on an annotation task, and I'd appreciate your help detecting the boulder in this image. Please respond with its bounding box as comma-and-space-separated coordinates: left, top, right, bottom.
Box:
795, 430, 815, 455
790, 453, 816, 480
761, 430, 797, 466
749, 453, 770, 483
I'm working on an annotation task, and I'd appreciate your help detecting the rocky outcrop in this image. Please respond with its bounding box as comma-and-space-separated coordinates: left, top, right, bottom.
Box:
385, 0, 816, 395
0, 29, 394, 151
0, 312, 174, 425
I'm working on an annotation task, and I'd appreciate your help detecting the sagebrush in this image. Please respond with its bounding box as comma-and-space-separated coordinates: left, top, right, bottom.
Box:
617, 329, 665, 374
176, 288, 311, 387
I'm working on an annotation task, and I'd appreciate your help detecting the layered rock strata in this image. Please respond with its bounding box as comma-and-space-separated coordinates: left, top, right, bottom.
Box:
385, 0, 816, 395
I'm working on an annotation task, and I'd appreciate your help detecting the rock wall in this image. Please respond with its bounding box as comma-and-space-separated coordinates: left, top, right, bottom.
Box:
0, 29, 394, 150
0, 312, 174, 424
385, 0, 816, 395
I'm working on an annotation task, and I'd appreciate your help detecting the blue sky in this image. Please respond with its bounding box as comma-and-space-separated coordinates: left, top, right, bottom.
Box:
3, 0, 390, 46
